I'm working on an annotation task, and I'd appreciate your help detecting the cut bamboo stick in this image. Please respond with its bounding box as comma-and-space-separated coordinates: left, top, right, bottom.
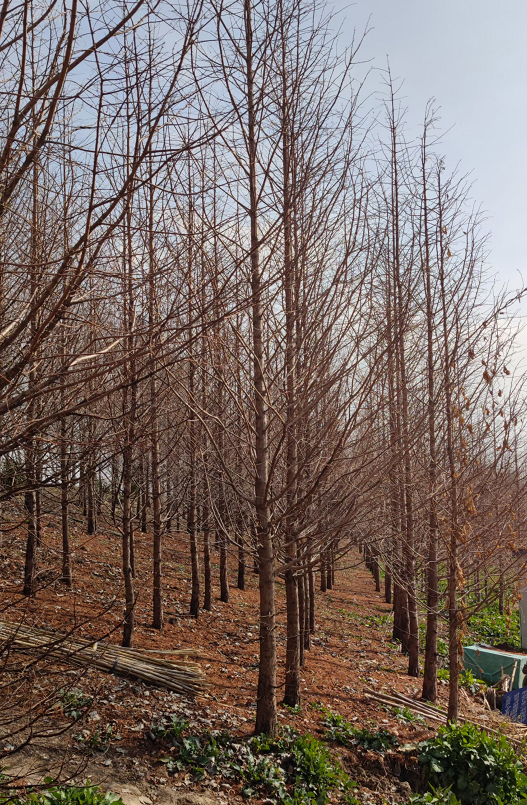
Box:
363, 687, 524, 748
0, 620, 206, 695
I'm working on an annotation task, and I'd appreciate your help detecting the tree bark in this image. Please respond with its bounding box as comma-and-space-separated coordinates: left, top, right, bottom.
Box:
244, 0, 276, 735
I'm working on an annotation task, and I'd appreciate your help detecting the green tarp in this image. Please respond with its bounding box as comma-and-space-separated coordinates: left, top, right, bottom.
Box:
462, 644, 526, 689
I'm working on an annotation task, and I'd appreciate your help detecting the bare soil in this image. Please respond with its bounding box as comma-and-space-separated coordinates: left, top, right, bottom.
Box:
0, 509, 515, 803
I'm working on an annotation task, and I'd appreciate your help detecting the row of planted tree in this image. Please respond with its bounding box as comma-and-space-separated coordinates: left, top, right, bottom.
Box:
1, 0, 527, 737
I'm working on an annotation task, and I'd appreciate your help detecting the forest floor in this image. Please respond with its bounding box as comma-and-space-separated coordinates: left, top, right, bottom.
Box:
0, 508, 522, 804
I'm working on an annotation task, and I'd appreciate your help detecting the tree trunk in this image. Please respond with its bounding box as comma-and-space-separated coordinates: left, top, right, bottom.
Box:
60, 416, 72, 587
189, 490, 200, 617
372, 550, 381, 592
151, 394, 163, 628
122, 439, 135, 647
203, 502, 212, 611
245, 0, 276, 735
384, 560, 392, 604
320, 557, 327, 592
438, 171, 460, 723
298, 567, 305, 667
23, 482, 37, 596
219, 528, 229, 603
421, 123, 438, 702
308, 558, 315, 635
237, 532, 246, 590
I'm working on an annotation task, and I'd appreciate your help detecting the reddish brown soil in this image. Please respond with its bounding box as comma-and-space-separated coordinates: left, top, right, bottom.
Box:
0, 507, 495, 803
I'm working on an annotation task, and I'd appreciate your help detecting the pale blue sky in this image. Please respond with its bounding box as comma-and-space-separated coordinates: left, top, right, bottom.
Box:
333, 0, 527, 294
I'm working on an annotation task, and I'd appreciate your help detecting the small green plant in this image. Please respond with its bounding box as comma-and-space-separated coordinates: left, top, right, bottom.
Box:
364, 612, 391, 628
280, 702, 303, 716
338, 609, 390, 629
418, 722, 527, 804
76, 725, 114, 753
392, 705, 423, 724
163, 731, 233, 780
287, 734, 353, 804
322, 710, 398, 753
5, 781, 124, 805
150, 715, 189, 744
437, 637, 448, 658
241, 753, 288, 801
459, 669, 487, 694
436, 669, 486, 694
248, 726, 356, 803
59, 690, 93, 722
410, 786, 462, 804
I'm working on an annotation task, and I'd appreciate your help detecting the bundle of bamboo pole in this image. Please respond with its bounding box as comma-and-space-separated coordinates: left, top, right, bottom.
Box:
0, 620, 206, 696
363, 687, 526, 748
363, 688, 448, 724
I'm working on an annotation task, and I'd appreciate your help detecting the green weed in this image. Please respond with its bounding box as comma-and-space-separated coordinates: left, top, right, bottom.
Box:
436, 669, 486, 694
4, 781, 124, 805
410, 786, 462, 804
280, 703, 303, 716
322, 710, 398, 753
75, 725, 114, 753
392, 706, 423, 724
418, 722, 527, 804
155, 722, 356, 805
466, 606, 520, 649
59, 690, 93, 722
338, 609, 391, 629
149, 715, 189, 744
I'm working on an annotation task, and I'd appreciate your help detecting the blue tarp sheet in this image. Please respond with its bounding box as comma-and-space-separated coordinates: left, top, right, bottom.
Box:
502, 688, 527, 724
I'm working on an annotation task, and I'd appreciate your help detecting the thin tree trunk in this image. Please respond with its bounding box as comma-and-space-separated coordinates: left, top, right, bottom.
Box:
304, 565, 311, 650
188, 482, 200, 617
320, 556, 327, 592
219, 527, 229, 603
298, 565, 305, 667
23, 158, 39, 596
308, 556, 315, 635
60, 416, 72, 587
237, 532, 246, 590
203, 502, 212, 611
122, 438, 135, 647
148, 129, 163, 629
390, 96, 419, 676
422, 121, 439, 702
245, 0, 276, 734
281, 23, 300, 705
372, 550, 381, 592
438, 170, 460, 722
